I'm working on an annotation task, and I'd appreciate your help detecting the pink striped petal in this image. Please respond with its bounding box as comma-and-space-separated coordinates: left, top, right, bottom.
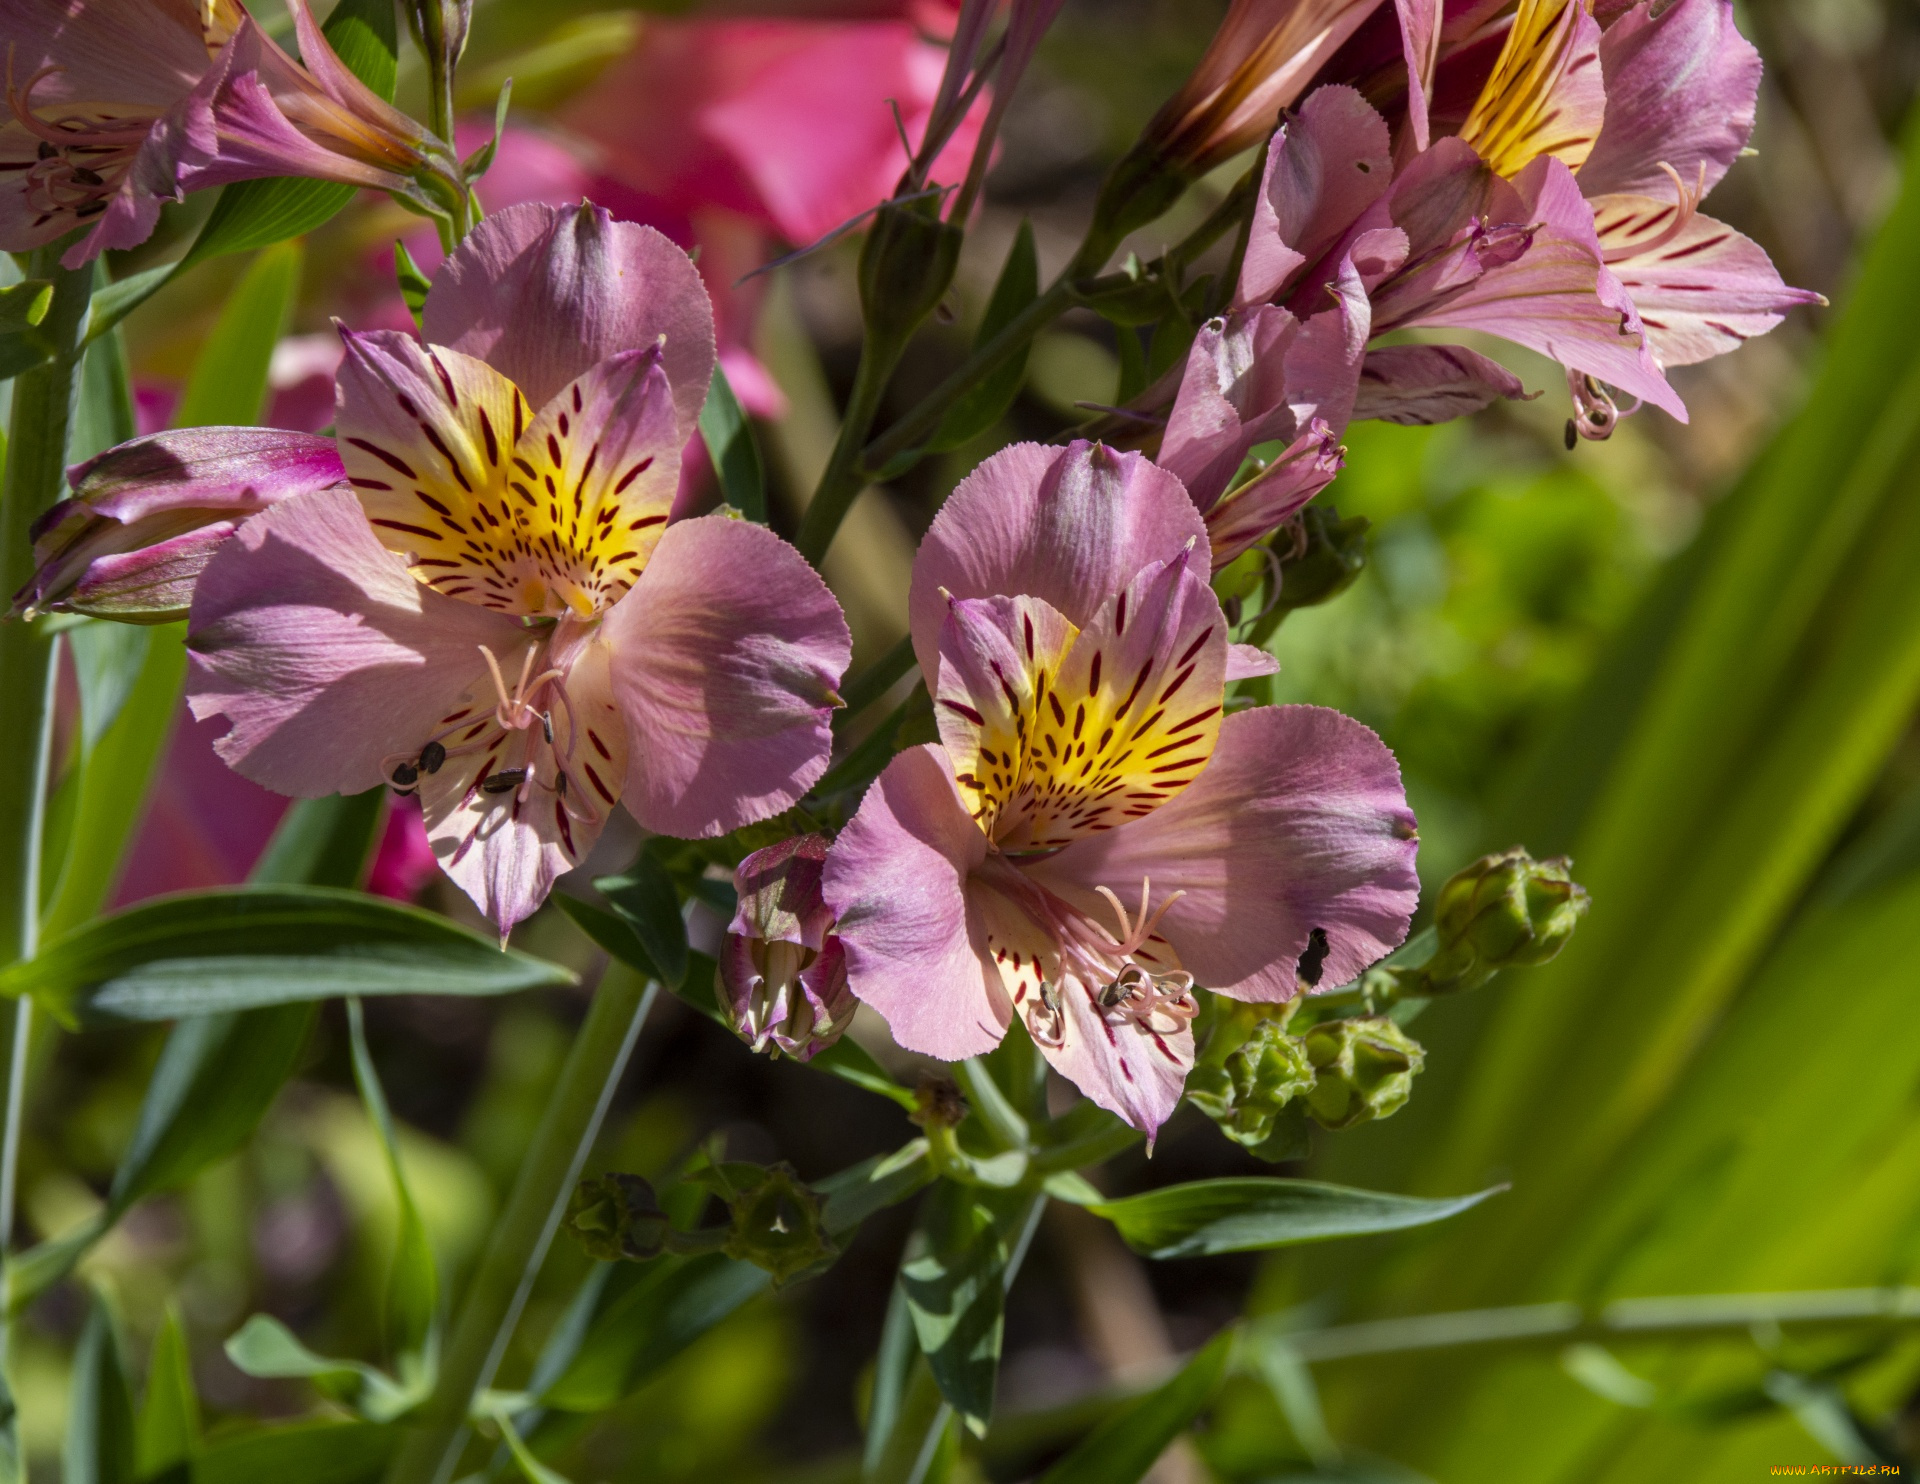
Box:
823, 744, 1008, 1062
186, 486, 526, 799
602, 514, 849, 838
908, 440, 1206, 684
422, 202, 717, 437
1027, 705, 1419, 1003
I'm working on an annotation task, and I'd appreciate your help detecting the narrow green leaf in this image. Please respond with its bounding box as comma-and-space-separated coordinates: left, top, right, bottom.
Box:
1035, 1329, 1233, 1484
112, 1003, 316, 1209
929, 220, 1038, 452
189, 1420, 398, 1484
222, 1315, 414, 1422
539, 1253, 769, 1412
392, 241, 431, 331
68, 620, 152, 752
347, 998, 439, 1363
0, 329, 51, 379
65, 1296, 137, 1484
699, 363, 766, 522
1089, 1180, 1502, 1260
809, 1035, 918, 1110
489, 1402, 574, 1484
136, 1309, 201, 1479
864, 1282, 919, 1475
595, 853, 689, 989
250, 791, 387, 891
900, 1183, 1011, 1435
2, 887, 575, 1027
818, 1141, 934, 1234
177, 0, 399, 268
70, 316, 135, 464
0, 281, 51, 335
38, 623, 186, 942
172, 241, 301, 429
83, 263, 178, 345
554, 891, 663, 984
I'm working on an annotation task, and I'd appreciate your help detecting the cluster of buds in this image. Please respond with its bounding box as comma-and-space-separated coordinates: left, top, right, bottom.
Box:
1186, 1002, 1316, 1151
718, 836, 856, 1062
1423, 848, 1590, 996
1299, 1016, 1425, 1130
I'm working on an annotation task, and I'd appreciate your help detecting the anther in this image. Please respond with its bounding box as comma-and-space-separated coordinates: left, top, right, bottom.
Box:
481, 768, 527, 794
35, 140, 51, 159
541, 710, 554, 745
390, 761, 419, 787
419, 740, 446, 774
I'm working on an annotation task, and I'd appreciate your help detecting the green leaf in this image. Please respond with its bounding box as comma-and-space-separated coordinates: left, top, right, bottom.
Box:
1088, 1179, 1501, 1260
38, 624, 186, 942
539, 1252, 770, 1412
809, 1035, 918, 1110
172, 241, 302, 429
65, 1296, 137, 1484
698, 363, 766, 522
250, 791, 387, 892
190, 1420, 398, 1484
68, 620, 151, 752
136, 1309, 201, 1479
222, 1316, 416, 1423
1035, 1329, 1233, 1484
595, 853, 689, 989
900, 1183, 1012, 1435
392, 241, 431, 331
818, 1143, 935, 1234
176, 0, 398, 268
488, 1401, 574, 1484
929, 220, 1038, 451
69, 314, 135, 464
347, 997, 439, 1364
0, 281, 51, 335
2, 887, 575, 1027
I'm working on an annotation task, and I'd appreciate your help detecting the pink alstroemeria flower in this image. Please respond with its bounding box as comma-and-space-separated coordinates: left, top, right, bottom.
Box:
1158, 255, 1368, 570
823, 441, 1420, 1136
1238, 0, 1818, 433
184, 203, 851, 934
0, 0, 431, 265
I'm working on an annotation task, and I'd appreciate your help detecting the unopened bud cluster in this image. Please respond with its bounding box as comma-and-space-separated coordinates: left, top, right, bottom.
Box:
1425, 848, 1589, 995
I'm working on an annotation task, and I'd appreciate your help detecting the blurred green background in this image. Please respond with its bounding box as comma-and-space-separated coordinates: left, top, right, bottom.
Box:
29, 0, 1920, 1478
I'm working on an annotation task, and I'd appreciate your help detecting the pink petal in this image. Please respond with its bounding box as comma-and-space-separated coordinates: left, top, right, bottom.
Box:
1396, 0, 1443, 151
1238, 85, 1392, 307
602, 514, 850, 838
186, 487, 526, 798
1592, 202, 1823, 368
908, 440, 1207, 684
823, 744, 1008, 1062
18, 429, 345, 618
1352, 344, 1536, 424
1043, 972, 1194, 1139
1226, 644, 1281, 681
422, 202, 717, 437
1203, 421, 1345, 570
1028, 705, 1420, 1003
1577, 0, 1761, 201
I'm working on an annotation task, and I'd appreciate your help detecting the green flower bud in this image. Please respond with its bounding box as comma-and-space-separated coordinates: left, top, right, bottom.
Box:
1302, 1017, 1425, 1130
1270, 505, 1370, 617
1427, 848, 1591, 994
859, 196, 964, 352
720, 1162, 839, 1288
1188, 1015, 1316, 1150
566, 1173, 668, 1263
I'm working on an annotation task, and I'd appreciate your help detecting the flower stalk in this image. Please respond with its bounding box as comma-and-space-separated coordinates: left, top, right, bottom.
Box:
0, 242, 93, 1405
382, 967, 657, 1484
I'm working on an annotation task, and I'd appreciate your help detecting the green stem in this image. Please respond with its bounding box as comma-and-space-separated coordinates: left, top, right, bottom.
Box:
795, 340, 903, 567
1270, 1287, 1920, 1365
853, 281, 1073, 491
383, 967, 658, 1484
0, 245, 92, 1450
833, 635, 918, 733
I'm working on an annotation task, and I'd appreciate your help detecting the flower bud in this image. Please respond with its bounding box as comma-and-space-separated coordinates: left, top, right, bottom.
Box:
566, 1172, 668, 1263
1268, 503, 1369, 615
1187, 1014, 1316, 1149
1426, 848, 1591, 994
859, 195, 965, 354
719, 1161, 838, 1287
10, 430, 347, 622
718, 835, 855, 1061
1302, 1016, 1424, 1130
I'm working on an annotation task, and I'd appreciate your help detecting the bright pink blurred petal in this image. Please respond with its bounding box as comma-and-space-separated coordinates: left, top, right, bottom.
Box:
366, 796, 436, 901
